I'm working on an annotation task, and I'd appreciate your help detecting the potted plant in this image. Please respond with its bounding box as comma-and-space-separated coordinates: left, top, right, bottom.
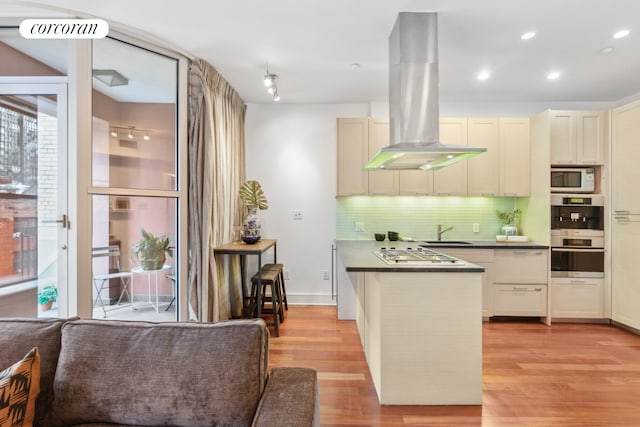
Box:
131, 228, 174, 270
496, 208, 522, 236
38, 284, 58, 312
238, 180, 268, 244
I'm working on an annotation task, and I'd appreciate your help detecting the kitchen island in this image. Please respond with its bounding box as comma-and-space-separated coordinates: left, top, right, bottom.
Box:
335, 240, 485, 405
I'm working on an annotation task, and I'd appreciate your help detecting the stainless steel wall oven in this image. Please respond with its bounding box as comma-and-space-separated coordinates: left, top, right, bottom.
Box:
550, 194, 604, 278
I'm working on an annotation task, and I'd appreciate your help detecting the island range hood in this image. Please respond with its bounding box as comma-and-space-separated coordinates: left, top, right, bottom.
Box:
365, 12, 486, 171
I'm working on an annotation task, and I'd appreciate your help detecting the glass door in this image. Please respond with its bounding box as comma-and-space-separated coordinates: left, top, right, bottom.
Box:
90, 36, 180, 321
0, 82, 68, 318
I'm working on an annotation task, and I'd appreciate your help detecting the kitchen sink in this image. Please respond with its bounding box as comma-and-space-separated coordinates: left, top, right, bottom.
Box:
421, 240, 472, 245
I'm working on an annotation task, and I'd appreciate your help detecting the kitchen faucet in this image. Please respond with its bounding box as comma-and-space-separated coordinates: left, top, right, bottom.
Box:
436, 224, 453, 241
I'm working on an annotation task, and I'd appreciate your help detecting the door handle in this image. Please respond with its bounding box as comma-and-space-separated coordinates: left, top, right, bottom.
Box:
42, 214, 69, 229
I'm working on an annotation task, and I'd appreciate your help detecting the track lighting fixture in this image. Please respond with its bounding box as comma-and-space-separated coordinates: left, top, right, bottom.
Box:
263, 67, 280, 102
109, 125, 152, 141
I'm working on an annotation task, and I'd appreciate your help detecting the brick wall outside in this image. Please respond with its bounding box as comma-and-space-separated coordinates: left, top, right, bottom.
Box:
0, 216, 14, 275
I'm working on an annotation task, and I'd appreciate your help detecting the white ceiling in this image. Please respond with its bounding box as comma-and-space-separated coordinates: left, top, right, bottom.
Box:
2, 0, 640, 105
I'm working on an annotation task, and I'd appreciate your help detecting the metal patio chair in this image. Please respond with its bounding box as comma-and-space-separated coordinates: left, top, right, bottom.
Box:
92, 245, 132, 317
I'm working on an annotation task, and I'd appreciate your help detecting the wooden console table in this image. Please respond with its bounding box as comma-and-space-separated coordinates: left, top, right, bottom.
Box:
213, 239, 277, 318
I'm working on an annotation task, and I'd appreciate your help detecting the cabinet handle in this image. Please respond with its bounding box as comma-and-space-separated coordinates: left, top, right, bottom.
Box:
535, 288, 542, 292
570, 280, 586, 284
503, 192, 517, 196
481, 192, 496, 196
614, 210, 630, 215
615, 216, 630, 222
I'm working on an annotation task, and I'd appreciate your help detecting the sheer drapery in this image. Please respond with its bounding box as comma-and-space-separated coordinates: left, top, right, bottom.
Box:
188, 58, 246, 321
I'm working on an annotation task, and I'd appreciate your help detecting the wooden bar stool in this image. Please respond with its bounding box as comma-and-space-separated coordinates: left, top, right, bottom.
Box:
250, 265, 284, 337
262, 263, 288, 311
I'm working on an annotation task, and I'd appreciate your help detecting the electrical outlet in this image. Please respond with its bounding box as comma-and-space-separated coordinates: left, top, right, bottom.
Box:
284, 270, 290, 280
323, 270, 330, 280
473, 223, 480, 233
293, 210, 303, 220
355, 222, 365, 232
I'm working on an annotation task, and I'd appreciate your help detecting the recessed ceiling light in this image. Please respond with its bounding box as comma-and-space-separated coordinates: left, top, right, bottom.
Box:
521, 31, 536, 40
351, 63, 361, 69
613, 29, 630, 39
547, 71, 561, 80
477, 70, 491, 81
600, 46, 614, 54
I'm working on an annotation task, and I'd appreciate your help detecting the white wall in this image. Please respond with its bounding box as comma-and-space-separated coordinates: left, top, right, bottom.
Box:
245, 103, 368, 305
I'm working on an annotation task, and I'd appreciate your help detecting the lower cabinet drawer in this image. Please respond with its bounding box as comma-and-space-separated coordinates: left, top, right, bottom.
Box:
493, 284, 547, 316
550, 278, 603, 318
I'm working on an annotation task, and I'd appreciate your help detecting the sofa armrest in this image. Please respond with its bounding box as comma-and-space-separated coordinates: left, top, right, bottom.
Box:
252, 367, 319, 427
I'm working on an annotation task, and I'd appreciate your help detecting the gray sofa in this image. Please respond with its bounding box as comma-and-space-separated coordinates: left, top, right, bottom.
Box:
0, 317, 318, 427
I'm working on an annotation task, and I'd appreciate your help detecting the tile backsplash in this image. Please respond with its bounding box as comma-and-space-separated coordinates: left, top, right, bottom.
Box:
336, 196, 518, 240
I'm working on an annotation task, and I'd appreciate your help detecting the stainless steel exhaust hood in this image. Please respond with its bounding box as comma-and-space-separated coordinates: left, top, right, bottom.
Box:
365, 12, 486, 171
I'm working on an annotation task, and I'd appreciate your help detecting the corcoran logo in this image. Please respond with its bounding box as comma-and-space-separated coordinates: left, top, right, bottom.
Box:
19, 19, 109, 39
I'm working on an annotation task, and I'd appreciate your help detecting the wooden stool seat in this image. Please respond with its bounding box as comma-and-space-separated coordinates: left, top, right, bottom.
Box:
261, 263, 288, 310
250, 264, 285, 336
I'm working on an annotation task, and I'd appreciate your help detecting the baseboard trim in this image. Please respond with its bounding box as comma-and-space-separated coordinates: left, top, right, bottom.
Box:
285, 293, 336, 306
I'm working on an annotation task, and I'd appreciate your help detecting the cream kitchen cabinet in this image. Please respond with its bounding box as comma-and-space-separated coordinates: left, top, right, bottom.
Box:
398, 170, 433, 195
492, 249, 548, 316
368, 119, 399, 195
337, 116, 529, 197
467, 119, 500, 196
434, 118, 468, 195
551, 278, 604, 319
499, 118, 530, 196
611, 101, 640, 212
337, 118, 369, 195
549, 110, 606, 165
611, 100, 640, 330
438, 248, 494, 318
459, 117, 530, 197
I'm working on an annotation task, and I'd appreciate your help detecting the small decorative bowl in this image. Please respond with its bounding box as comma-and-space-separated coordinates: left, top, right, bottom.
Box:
375, 233, 386, 241
388, 231, 399, 241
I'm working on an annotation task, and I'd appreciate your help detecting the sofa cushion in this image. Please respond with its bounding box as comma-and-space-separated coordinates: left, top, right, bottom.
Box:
0, 347, 40, 427
53, 318, 269, 427
0, 318, 67, 427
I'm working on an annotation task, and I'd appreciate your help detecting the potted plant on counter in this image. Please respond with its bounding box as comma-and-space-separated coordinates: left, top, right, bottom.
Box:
238, 180, 268, 244
496, 208, 521, 236
131, 228, 174, 270
38, 284, 58, 312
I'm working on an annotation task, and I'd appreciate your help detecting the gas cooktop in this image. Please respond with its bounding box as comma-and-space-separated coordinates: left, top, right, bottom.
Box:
373, 247, 464, 265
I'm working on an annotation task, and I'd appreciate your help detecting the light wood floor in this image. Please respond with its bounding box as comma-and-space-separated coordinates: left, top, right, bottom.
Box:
267, 306, 640, 427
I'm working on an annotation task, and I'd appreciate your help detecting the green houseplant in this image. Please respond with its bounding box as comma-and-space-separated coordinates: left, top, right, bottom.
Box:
238, 180, 268, 244
496, 208, 522, 236
131, 228, 174, 270
38, 284, 58, 311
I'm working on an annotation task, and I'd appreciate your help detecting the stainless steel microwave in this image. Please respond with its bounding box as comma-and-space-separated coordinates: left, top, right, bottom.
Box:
550, 168, 595, 193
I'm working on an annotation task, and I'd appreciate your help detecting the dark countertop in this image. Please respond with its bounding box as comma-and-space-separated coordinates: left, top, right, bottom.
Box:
335, 240, 484, 273
416, 240, 548, 249
335, 239, 548, 273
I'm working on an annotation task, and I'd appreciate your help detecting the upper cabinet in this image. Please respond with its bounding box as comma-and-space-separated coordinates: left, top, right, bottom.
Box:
337, 118, 369, 196
466, 119, 499, 196
550, 110, 606, 165
499, 118, 530, 197
337, 116, 530, 197
435, 119, 468, 196
611, 100, 640, 212
368, 119, 399, 195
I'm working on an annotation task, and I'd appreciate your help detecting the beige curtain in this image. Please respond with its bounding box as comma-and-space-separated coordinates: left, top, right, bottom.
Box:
188, 58, 246, 322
